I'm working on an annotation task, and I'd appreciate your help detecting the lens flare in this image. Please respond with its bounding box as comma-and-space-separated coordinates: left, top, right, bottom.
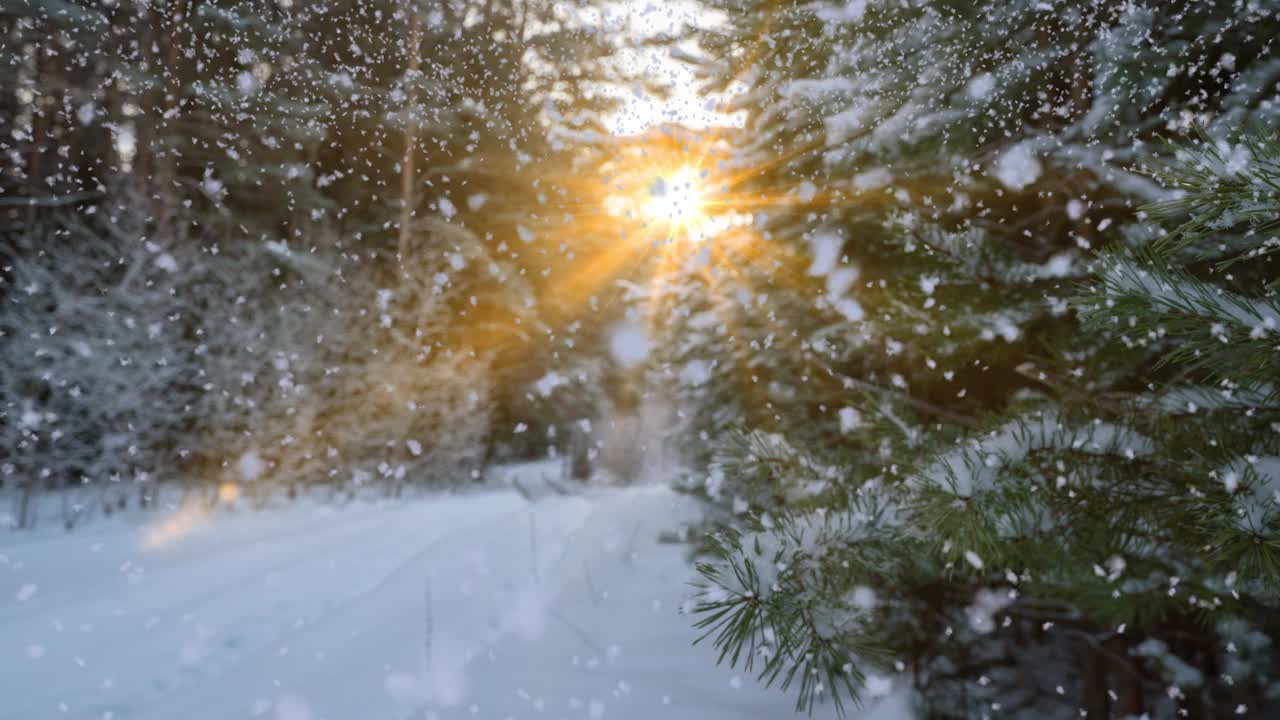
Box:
641, 166, 709, 226
632, 164, 735, 244
218, 482, 242, 504
144, 494, 211, 550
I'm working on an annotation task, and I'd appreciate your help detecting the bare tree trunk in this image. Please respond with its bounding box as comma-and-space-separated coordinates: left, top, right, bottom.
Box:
62, 489, 82, 531
27, 32, 51, 226
303, 142, 319, 245
398, 6, 423, 262
569, 425, 591, 481
16, 481, 35, 530
153, 0, 189, 230
133, 5, 155, 190
100, 483, 115, 518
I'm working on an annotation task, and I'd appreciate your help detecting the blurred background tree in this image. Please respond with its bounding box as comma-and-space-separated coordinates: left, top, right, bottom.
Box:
0, 0, 644, 524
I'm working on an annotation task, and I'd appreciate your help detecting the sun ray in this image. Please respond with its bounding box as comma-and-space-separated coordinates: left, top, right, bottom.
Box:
529, 121, 901, 347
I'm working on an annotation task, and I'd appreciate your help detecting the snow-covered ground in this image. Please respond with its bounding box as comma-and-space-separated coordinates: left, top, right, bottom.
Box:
1, 470, 910, 720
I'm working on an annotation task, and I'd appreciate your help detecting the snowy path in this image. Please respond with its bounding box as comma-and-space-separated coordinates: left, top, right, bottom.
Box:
1, 482, 908, 720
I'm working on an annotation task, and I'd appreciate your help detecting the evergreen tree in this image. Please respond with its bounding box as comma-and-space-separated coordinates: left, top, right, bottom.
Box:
1, 0, 629, 511
684, 0, 1280, 716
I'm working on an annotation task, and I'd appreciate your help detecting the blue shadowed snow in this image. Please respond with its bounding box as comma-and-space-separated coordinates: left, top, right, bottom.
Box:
0, 478, 911, 719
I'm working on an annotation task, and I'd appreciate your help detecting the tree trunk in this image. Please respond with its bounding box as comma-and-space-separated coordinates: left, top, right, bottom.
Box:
398, 6, 423, 262
1074, 637, 1109, 719
133, 5, 155, 189
16, 482, 35, 530
1103, 636, 1144, 717
26, 31, 53, 225
153, 0, 190, 230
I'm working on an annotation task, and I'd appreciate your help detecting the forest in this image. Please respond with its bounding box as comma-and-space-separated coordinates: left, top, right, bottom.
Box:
3, 0, 1280, 718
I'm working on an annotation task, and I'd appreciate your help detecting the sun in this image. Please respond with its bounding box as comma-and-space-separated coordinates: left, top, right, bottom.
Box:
595, 129, 751, 251
639, 165, 713, 238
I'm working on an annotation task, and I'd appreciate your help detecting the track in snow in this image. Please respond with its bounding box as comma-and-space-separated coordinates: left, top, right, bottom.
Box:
1, 481, 909, 720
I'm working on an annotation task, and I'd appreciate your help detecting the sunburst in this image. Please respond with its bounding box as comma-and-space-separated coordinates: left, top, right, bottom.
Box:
639, 165, 714, 240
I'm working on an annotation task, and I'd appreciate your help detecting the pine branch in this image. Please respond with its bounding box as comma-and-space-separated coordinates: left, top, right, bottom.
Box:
1146, 129, 1280, 254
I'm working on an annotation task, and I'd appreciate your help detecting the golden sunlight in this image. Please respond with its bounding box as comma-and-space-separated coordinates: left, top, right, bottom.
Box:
639, 166, 712, 234
143, 494, 212, 550
217, 482, 242, 504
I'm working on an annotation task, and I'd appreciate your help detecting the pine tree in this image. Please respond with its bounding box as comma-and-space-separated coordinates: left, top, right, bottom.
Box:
1, 0, 629, 509
683, 0, 1280, 716
1081, 131, 1280, 580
